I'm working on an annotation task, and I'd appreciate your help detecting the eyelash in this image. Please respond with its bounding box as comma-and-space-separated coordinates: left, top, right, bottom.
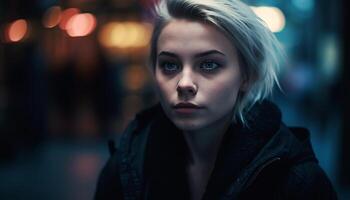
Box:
199, 60, 222, 72
159, 60, 222, 74
159, 61, 180, 74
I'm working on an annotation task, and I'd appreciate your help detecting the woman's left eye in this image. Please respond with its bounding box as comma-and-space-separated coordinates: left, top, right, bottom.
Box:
199, 61, 221, 72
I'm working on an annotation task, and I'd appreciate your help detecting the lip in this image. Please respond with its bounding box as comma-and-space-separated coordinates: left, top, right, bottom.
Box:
173, 102, 202, 109
173, 102, 203, 114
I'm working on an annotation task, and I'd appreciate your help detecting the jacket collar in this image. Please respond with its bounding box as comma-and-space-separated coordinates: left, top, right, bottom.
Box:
131, 100, 317, 199
203, 100, 282, 198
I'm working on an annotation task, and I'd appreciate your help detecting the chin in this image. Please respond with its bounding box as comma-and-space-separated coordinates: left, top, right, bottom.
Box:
172, 119, 206, 131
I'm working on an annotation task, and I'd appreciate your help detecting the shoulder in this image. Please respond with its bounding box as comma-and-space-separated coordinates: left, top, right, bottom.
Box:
256, 123, 337, 199
94, 148, 123, 200
94, 121, 150, 200
281, 160, 338, 199
278, 126, 337, 199
94, 104, 162, 200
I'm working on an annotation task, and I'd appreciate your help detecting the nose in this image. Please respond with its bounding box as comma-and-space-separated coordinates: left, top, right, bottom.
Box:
177, 69, 198, 98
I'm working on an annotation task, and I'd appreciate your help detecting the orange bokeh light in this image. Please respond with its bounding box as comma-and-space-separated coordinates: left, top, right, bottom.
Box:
65, 13, 97, 37
59, 8, 80, 30
7, 19, 28, 42
99, 22, 152, 49
43, 6, 62, 28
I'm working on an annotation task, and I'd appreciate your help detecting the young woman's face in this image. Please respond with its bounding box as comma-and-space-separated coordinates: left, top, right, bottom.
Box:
155, 19, 243, 131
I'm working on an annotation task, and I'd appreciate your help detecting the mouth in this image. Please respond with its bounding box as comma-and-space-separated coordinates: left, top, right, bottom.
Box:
173, 102, 203, 109
172, 102, 204, 114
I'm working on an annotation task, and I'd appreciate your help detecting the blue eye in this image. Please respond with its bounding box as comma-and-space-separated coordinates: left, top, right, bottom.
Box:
200, 60, 221, 72
160, 62, 180, 74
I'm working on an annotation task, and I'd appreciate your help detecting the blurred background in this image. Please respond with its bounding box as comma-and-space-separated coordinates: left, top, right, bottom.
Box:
0, 0, 348, 199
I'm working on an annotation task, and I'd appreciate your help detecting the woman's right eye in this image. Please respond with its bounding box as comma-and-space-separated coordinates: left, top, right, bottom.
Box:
160, 62, 180, 74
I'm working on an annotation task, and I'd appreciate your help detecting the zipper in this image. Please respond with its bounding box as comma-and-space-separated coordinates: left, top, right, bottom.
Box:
243, 156, 281, 189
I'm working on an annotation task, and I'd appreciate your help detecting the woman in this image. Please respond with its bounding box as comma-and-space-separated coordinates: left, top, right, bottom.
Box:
95, 0, 337, 199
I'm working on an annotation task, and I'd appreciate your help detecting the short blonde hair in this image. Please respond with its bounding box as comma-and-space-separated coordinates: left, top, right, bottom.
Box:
149, 0, 283, 125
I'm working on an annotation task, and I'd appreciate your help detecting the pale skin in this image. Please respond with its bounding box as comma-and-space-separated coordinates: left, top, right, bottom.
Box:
154, 19, 244, 200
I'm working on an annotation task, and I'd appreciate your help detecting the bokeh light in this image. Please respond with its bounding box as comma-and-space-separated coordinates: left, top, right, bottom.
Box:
6, 19, 28, 42
43, 6, 62, 28
59, 8, 80, 30
66, 13, 97, 37
98, 22, 152, 49
251, 6, 286, 33
292, 0, 315, 12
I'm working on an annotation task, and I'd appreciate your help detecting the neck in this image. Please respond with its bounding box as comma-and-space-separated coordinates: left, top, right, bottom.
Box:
182, 113, 232, 166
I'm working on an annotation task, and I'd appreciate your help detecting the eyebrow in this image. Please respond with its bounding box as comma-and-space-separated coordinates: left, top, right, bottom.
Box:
157, 50, 226, 58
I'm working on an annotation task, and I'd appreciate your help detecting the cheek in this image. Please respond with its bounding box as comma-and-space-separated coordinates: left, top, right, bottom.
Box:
206, 76, 241, 107
213, 84, 239, 102
154, 74, 173, 101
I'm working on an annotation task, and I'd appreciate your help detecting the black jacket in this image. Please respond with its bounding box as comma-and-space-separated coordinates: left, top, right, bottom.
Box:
94, 101, 337, 200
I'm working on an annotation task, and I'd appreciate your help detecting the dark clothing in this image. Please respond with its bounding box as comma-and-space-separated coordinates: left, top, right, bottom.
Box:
94, 100, 337, 200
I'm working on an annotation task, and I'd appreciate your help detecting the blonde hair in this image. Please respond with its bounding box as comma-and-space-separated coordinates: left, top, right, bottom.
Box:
149, 0, 283, 125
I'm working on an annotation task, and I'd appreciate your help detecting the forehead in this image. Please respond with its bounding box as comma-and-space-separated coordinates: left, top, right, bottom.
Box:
157, 19, 237, 55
